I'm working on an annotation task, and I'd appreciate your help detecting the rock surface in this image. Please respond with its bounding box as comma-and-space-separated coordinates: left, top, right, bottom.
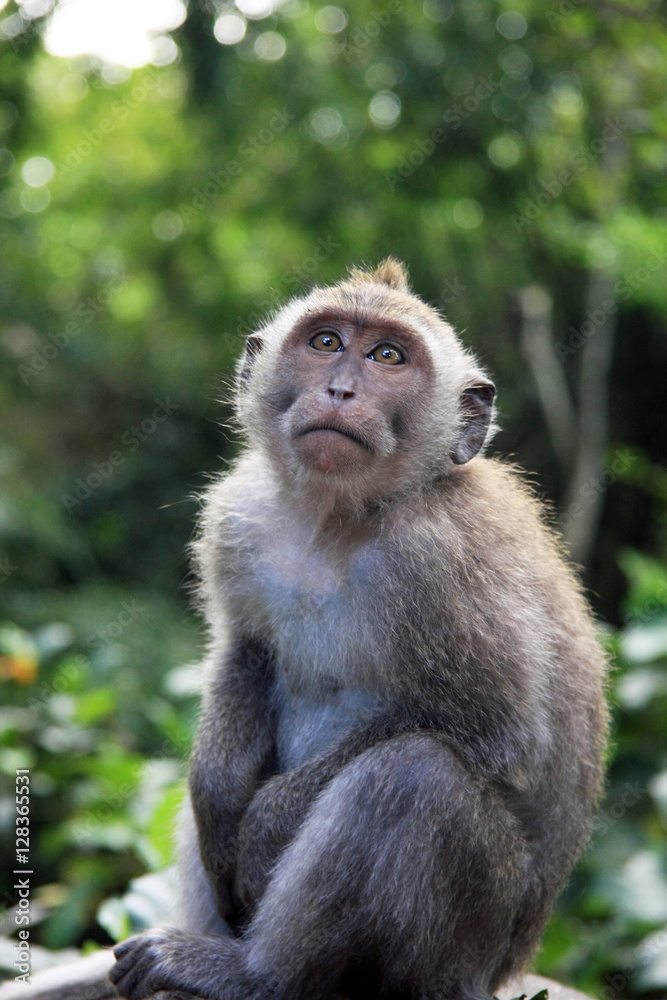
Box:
0, 952, 596, 1000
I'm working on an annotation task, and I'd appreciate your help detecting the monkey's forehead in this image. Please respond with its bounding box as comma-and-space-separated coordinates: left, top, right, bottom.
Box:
267, 280, 463, 352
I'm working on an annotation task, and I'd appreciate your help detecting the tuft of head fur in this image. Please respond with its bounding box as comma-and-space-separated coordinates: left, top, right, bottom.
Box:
346, 257, 410, 292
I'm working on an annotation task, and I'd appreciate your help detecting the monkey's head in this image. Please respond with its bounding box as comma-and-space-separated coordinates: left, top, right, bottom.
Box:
235, 259, 496, 504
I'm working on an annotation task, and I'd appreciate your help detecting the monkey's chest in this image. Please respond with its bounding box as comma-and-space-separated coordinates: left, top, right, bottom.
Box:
273, 681, 380, 770
237, 532, 386, 671
234, 536, 388, 769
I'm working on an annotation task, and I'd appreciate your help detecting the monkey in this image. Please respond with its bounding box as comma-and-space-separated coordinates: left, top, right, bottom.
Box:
110, 259, 606, 1000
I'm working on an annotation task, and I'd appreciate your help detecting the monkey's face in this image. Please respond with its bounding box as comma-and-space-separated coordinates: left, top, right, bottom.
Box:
271, 309, 438, 486
237, 275, 496, 503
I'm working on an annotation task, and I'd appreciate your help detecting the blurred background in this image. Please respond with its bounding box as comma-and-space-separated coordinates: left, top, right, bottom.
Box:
0, 0, 666, 995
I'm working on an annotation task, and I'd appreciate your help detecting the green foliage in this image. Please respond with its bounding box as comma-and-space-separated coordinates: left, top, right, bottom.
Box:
536, 555, 667, 996
0, 0, 665, 995
0, 619, 194, 950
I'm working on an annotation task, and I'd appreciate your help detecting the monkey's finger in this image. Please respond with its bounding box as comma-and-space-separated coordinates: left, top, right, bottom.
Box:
109, 954, 161, 1000
109, 943, 156, 985
112, 938, 135, 960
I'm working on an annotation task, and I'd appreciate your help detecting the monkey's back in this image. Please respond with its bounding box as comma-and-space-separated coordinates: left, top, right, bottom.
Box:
385, 457, 608, 852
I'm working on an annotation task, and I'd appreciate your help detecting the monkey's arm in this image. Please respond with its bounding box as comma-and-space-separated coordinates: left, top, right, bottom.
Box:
189, 636, 275, 925
234, 685, 543, 918
233, 711, 418, 907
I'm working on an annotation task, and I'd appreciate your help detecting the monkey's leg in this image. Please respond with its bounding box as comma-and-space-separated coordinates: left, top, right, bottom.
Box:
111, 733, 528, 1000
242, 732, 529, 1000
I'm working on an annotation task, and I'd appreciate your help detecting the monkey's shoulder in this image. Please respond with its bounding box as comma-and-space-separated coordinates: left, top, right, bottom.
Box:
385, 458, 602, 644
383, 458, 544, 560
395, 458, 569, 570
195, 453, 280, 553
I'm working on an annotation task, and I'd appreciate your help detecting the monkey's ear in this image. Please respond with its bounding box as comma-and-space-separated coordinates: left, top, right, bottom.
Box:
238, 334, 265, 390
451, 378, 496, 465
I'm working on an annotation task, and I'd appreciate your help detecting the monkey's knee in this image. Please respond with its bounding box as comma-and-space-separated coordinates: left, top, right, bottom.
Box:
338, 734, 525, 886
247, 734, 525, 997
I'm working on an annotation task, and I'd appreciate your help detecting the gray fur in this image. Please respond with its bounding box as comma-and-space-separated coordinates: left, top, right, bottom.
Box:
95, 261, 609, 1000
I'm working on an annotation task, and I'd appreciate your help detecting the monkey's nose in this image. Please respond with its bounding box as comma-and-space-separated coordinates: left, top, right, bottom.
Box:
327, 386, 355, 402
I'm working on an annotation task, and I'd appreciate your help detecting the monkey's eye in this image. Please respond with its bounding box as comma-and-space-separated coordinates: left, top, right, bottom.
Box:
368, 344, 405, 366
310, 331, 343, 352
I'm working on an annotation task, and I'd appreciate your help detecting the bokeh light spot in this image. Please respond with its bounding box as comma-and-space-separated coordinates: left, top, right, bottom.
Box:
0, 101, 19, 130
151, 210, 183, 242
309, 106, 343, 142
214, 13, 247, 45
453, 198, 484, 229
501, 76, 530, 100
499, 47, 533, 80
254, 31, 287, 61
150, 35, 179, 65
21, 186, 51, 214
0, 189, 22, 218
44, 0, 186, 68
236, 0, 273, 19
314, 5, 347, 33
496, 11, 527, 40
22, 156, 54, 187
488, 135, 521, 167
365, 59, 405, 91
0, 13, 24, 39
412, 35, 445, 66
491, 94, 520, 121
369, 91, 401, 129
0, 148, 14, 177
18, 0, 55, 17
550, 85, 584, 117
423, 0, 453, 23
57, 73, 89, 103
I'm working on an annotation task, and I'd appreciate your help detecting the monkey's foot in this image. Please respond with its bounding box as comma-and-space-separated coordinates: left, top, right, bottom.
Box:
109, 926, 242, 1000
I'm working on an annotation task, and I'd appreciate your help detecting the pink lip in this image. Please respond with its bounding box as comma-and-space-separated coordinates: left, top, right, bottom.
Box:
297, 423, 373, 452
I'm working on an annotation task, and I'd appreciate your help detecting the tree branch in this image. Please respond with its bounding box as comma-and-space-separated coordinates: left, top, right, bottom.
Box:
518, 284, 578, 472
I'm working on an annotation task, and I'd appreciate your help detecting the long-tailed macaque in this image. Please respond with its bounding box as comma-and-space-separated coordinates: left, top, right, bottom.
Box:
107, 259, 608, 1000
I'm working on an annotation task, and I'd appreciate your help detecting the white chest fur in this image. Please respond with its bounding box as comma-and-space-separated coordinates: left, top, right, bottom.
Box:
223, 498, 389, 769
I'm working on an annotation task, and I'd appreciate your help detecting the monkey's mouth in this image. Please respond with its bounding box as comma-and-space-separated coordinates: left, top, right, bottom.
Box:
296, 422, 374, 453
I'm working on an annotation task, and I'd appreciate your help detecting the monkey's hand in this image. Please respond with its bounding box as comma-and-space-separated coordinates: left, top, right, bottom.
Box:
109, 926, 242, 1000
